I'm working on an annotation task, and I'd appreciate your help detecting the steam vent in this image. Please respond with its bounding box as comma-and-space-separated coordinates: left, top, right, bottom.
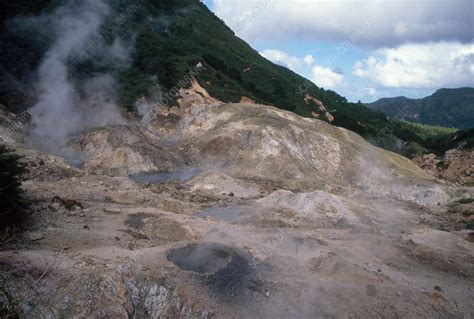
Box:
168, 242, 258, 303
168, 243, 234, 275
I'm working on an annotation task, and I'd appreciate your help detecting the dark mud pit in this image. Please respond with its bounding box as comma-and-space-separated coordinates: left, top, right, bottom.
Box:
168, 242, 258, 302
124, 212, 150, 229
130, 166, 201, 184
168, 242, 232, 274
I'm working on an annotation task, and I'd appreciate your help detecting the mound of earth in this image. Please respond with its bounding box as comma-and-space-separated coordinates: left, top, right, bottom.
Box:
187, 171, 261, 198
71, 125, 186, 176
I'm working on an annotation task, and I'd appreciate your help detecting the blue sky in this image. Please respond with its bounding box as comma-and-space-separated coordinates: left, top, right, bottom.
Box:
202, 0, 473, 102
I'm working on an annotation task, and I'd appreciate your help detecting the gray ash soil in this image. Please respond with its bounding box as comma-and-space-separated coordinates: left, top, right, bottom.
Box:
0, 102, 473, 318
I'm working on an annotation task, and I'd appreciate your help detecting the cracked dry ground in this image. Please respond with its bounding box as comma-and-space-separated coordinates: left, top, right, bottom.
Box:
1, 102, 473, 318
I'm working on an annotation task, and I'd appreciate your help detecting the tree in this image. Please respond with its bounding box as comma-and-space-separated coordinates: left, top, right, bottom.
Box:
0, 145, 27, 230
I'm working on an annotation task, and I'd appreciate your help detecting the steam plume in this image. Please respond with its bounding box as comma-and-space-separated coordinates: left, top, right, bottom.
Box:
27, 0, 126, 158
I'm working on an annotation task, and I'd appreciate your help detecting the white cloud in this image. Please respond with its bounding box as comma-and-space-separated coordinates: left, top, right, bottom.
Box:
213, 0, 473, 46
260, 49, 345, 89
365, 87, 377, 96
311, 65, 344, 89
260, 49, 314, 71
353, 42, 474, 88
303, 54, 314, 65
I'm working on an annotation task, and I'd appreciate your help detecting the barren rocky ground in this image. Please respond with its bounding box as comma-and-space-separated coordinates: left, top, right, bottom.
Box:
414, 150, 474, 186
1, 97, 473, 318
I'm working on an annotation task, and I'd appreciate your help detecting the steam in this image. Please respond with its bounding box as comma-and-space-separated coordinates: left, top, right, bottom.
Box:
134, 74, 163, 124
168, 243, 233, 275
27, 0, 126, 158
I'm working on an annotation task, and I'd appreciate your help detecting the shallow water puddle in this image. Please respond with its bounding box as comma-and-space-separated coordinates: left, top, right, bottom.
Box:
129, 167, 201, 184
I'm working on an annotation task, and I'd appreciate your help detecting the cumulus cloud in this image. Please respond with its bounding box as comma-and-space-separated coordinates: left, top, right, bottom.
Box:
311, 66, 344, 88
365, 87, 377, 96
352, 42, 474, 88
260, 49, 345, 89
303, 54, 314, 65
213, 0, 473, 46
260, 50, 344, 89
260, 49, 314, 71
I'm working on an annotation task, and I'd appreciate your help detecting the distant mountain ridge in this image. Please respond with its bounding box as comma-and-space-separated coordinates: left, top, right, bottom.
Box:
366, 88, 474, 129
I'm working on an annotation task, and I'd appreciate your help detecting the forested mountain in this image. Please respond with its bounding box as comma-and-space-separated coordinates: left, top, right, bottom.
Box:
367, 88, 474, 129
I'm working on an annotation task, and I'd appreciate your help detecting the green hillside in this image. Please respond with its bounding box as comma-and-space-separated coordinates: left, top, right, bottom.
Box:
0, 0, 466, 156
367, 88, 474, 129
391, 120, 474, 157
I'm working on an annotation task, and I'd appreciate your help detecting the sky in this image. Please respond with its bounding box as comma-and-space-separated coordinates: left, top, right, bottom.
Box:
202, 0, 474, 102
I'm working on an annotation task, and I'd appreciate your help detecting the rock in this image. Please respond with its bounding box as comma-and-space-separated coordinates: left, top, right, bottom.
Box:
71, 125, 185, 176
27, 233, 44, 242
144, 284, 169, 318
413, 149, 474, 185
52, 196, 84, 210
187, 171, 260, 199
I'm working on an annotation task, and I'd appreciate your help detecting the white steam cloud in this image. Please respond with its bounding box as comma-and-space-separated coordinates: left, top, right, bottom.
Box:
28, 0, 126, 158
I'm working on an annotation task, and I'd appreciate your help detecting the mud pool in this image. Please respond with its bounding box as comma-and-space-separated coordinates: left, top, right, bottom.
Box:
129, 167, 202, 183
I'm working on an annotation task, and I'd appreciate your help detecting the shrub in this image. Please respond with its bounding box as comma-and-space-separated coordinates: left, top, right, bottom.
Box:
405, 141, 429, 157
0, 145, 27, 230
456, 197, 474, 204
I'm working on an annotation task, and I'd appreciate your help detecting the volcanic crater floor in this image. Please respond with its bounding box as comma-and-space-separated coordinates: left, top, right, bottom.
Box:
1, 102, 473, 318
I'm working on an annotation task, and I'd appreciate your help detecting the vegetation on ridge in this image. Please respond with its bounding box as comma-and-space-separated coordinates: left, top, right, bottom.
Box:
367, 88, 474, 129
